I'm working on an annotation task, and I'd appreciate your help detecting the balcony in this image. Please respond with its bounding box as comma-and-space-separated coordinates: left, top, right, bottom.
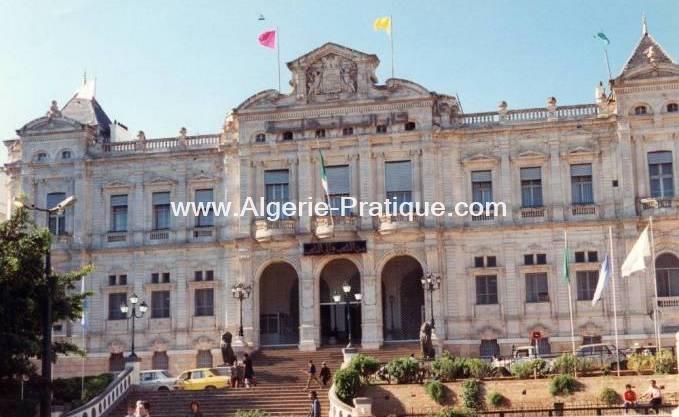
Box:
519, 206, 545, 219
312, 214, 358, 238
471, 212, 495, 222
148, 230, 170, 241
637, 197, 678, 216
375, 213, 422, 235
656, 296, 679, 310
253, 217, 297, 242
107, 231, 128, 243
571, 204, 597, 216
192, 226, 215, 240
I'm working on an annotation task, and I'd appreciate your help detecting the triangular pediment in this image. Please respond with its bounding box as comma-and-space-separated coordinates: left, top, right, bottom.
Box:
462, 152, 499, 164
103, 179, 133, 189
18, 116, 83, 136
568, 146, 594, 155
515, 150, 547, 160
287, 42, 379, 70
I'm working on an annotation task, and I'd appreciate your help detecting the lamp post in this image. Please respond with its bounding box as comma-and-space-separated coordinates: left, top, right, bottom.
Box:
640, 197, 662, 351
334, 282, 362, 348
231, 283, 252, 337
119, 293, 148, 362
420, 272, 441, 329
14, 196, 76, 417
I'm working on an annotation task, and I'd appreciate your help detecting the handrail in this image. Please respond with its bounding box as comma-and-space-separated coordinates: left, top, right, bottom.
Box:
328, 384, 355, 417
62, 367, 133, 417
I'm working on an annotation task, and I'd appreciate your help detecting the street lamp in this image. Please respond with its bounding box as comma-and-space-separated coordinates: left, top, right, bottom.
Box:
639, 197, 662, 351
231, 283, 252, 337
14, 195, 76, 417
331, 291, 341, 337
119, 293, 148, 362
335, 282, 361, 348
420, 272, 441, 329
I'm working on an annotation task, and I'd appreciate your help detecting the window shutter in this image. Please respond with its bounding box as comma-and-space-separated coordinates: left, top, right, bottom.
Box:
520, 167, 541, 180
111, 195, 128, 206
648, 151, 672, 165
326, 165, 350, 195
570, 164, 592, 176
385, 161, 412, 192
264, 169, 289, 184
152, 192, 170, 205
471, 170, 492, 182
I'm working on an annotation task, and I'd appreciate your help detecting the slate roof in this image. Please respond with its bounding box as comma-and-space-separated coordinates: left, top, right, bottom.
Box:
61, 81, 112, 139
621, 31, 675, 74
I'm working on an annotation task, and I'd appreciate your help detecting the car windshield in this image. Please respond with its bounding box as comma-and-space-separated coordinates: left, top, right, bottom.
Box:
160, 370, 173, 378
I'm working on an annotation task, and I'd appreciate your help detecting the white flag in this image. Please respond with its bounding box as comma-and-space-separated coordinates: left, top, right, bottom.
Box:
592, 254, 611, 306
621, 226, 651, 277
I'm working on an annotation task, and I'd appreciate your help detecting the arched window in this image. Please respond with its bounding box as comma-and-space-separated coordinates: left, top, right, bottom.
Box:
656, 253, 679, 297
634, 105, 648, 115
342, 127, 354, 136
667, 103, 678, 113
196, 350, 213, 368
61, 150, 72, 160
109, 353, 125, 372
152, 351, 169, 370
315, 129, 326, 138
376, 124, 387, 134
35, 152, 48, 162
255, 133, 266, 143
282, 131, 293, 141
404, 122, 416, 131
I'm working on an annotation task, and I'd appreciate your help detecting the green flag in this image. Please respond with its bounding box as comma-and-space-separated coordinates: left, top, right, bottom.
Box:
319, 150, 328, 196
594, 32, 610, 46
563, 235, 570, 284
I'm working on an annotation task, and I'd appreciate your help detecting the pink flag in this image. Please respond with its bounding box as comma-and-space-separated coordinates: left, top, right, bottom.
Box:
258, 30, 276, 49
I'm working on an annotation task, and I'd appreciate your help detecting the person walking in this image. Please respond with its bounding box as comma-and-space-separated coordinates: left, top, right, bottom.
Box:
308, 391, 321, 417
185, 401, 203, 417
641, 380, 662, 414
304, 360, 321, 390
124, 403, 136, 417
319, 361, 331, 387
243, 353, 256, 388
623, 384, 637, 413
136, 400, 151, 417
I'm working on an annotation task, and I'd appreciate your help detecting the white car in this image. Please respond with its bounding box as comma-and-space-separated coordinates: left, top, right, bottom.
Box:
138, 369, 176, 391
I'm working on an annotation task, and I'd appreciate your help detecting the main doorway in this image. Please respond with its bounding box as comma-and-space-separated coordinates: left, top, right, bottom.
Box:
259, 262, 300, 346
382, 255, 424, 341
319, 259, 362, 346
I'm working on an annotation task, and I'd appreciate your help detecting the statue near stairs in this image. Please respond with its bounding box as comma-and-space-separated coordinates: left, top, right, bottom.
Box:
420, 322, 435, 360
221, 332, 237, 366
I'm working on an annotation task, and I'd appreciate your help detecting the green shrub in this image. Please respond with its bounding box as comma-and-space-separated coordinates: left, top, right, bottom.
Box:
51, 373, 114, 407
510, 359, 547, 379
467, 359, 493, 379
550, 354, 591, 374
461, 379, 483, 410
386, 357, 420, 384
549, 374, 578, 396
432, 355, 468, 381
349, 354, 381, 383
234, 411, 270, 417
333, 367, 361, 404
599, 387, 621, 405
628, 353, 655, 374
425, 380, 446, 404
654, 349, 675, 374
487, 391, 507, 408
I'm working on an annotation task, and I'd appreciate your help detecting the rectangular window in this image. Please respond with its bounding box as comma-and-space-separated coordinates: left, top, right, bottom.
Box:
520, 167, 543, 207
476, 275, 498, 305
526, 272, 549, 303
583, 335, 602, 345
536, 254, 547, 265
195, 189, 214, 227
119, 274, 127, 285
524, 254, 534, 265
162, 272, 170, 283
474, 256, 485, 268
480, 339, 500, 358
151, 273, 159, 284
657, 264, 679, 297
486, 256, 497, 267
110, 194, 128, 232
109, 275, 117, 286
577, 270, 598, 300
648, 151, 674, 198
205, 270, 214, 281
47, 192, 66, 235
195, 288, 214, 316
385, 161, 413, 206
108, 293, 127, 320
587, 251, 598, 263
152, 192, 171, 230
575, 251, 586, 263
264, 169, 290, 206
151, 291, 170, 318
194, 271, 203, 281
571, 164, 594, 204
472, 170, 493, 205
326, 165, 351, 215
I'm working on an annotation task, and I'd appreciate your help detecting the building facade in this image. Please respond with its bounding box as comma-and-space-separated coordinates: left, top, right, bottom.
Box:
4, 26, 679, 377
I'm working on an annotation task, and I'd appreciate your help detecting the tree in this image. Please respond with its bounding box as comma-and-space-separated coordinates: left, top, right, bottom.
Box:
0, 207, 92, 379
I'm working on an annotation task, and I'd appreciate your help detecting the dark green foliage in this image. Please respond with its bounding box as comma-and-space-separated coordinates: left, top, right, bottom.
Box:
348, 354, 380, 383
234, 411, 271, 417
386, 357, 419, 384
510, 359, 548, 379
333, 367, 361, 404
51, 373, 114, 406
431, 355, 469, 381
487, 391, 507, 408
550, 354, 591, 374
461, 379, 483, 410
466, 359, 493, 379
599, 387, 621, 405
654, 349, 675, 374
549, 374, 579, 396
425, 380, 446, 404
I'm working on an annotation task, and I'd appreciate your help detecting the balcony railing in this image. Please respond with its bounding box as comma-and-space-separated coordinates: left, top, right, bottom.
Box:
471, 212, 495, 222
454, 103, 599, 128
571, 204, 597, 216
637, 197, 677, 213
101, 134, 221, 154
519, 207, 545, 218
252, 217, 297, 242
107, 231, 127, 243
149, 230, 170, 240
193, 227, 215, 239
375, 213, 423, 234
656, 296, 679, 309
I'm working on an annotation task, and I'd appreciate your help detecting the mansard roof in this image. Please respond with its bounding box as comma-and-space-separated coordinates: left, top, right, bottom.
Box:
616, 24, 678, 82
61, 81, 112, 138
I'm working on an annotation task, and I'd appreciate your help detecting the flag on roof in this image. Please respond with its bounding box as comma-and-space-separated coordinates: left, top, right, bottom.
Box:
373, 16, 391, 35
594, 32, 611, 46
258, 29, 276, 49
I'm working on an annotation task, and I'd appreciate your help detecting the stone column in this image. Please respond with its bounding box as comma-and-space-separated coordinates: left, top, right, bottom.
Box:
548, 136, 564, 221
421, 143, 436, 227
617, 125, 637, 217
497, 137, 513, 223
360, 250, 380, 349
299, 256, 317, 351
298, 149, 312, 233
358, 142, 375, 229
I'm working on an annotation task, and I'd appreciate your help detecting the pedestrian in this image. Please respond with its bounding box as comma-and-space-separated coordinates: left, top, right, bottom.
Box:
124, 403, 136, 417
319, 361, 331, 386
185, 400, 203, 417
136, 400, 151, 417
623, 384, 637, 413
641, 380, 662, 414
304, 360, 321, 390
308, 390, 321, 417
230, 362, 239, 388
243, 353, 256, 388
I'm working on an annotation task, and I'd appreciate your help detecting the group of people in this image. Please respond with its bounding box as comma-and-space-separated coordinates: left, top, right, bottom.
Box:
228, 352, 257, 388
303, 359, 332, 390
124, 400, 151, 417
623, 380, 665, 414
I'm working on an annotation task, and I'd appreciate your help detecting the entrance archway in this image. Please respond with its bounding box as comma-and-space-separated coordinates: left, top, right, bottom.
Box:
382, 255, 424, 341
259, 262, 299, 346
319, 259, 362, 346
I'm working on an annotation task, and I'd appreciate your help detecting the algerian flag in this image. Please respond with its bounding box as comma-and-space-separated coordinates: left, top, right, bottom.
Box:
621, 226, 651, 277
592, 255, 611, 306
594, 32, 610, 46
563, 235, 570, 284
373, 16, 392, 35
319, 150, 329, 197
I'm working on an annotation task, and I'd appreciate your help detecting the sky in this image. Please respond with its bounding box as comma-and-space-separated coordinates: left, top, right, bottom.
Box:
1, 1, 678, 163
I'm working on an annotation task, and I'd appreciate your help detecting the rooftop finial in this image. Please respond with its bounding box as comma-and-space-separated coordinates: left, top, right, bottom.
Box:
642, 14, 648, 35
83, 70, 87, 85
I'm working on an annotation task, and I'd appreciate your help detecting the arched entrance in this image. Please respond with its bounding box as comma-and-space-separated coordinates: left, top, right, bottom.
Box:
319, 259, 362, 346
382, 256, 424, 341
259, 262, 299, 346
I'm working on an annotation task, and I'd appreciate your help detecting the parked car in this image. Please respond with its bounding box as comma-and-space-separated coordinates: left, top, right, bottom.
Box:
575, 343, 627, 369
174, 367, 231, 390
139, 370, 176, 391
492, 345, 556, 374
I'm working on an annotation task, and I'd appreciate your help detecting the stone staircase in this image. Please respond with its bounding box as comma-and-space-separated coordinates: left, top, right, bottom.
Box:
109, 343, 418, 417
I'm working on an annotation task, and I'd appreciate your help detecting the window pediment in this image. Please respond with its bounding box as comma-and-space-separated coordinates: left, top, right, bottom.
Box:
513, 150, 547, 162
145, 177, 178, 187
103, 179, 133, 190
461, 152, 499, 166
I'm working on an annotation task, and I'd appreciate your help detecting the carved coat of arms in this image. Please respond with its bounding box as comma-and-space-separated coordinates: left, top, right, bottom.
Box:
306, 54, 357, 97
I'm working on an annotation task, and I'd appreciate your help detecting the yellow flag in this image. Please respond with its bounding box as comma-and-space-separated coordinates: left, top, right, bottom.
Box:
373, 16, 391, 35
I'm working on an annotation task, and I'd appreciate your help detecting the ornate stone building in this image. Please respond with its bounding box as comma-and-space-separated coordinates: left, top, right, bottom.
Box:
4, 26, 679, 376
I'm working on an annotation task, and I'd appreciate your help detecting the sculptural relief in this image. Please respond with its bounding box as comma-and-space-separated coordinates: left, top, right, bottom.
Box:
305, 53, 357, 98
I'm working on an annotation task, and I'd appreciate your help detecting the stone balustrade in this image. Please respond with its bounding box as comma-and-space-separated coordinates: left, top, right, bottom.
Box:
455, 103, 599, 127
100, 134, 221, 154
61, 366, 134, 417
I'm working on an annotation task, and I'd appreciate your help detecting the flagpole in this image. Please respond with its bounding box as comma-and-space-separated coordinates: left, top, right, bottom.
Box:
564, 231, 577, 377
389, 15, 395, 79
80, 276, 86, 400
276, 26, 281, 92
603, 47, 612, 80
608, 226, 621, 377
648, 216, 661, 351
